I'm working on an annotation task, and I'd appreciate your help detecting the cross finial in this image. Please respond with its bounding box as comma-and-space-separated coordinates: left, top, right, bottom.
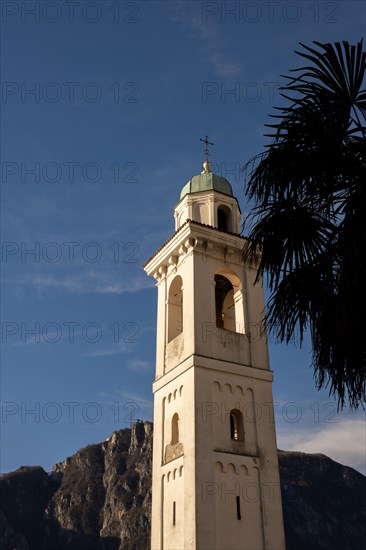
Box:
200, 135, 214, 174
200, 135, 214, 162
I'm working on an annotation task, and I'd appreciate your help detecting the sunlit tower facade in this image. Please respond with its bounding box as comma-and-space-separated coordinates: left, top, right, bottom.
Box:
144, 145, 285, 550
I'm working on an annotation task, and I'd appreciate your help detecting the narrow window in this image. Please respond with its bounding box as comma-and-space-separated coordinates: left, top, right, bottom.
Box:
230, 414, 236, 439
215, 275, 235, 331
218, 208, 227, 231
171, 413, 179, 445
168, 276, 183, 342
173, 501, 176, 525
236, 496, 241, 520
217, 205, 232, 232
230, 409, 244, 441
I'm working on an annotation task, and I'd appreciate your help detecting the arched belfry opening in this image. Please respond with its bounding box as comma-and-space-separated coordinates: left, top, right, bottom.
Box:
171, 413, 179, 444
168, 276, 183, 342
215, 274, 236, 332
230, 409, 244, 441
217, 205, 232, 232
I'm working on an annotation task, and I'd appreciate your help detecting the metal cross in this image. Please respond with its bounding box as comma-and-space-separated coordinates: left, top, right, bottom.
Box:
200, 135, 214, 162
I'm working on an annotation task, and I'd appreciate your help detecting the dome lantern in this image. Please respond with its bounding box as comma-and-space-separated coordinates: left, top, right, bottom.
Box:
175, 140, 241, 234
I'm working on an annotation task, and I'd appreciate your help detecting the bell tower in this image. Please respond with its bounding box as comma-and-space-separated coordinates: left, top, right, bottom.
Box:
144, 151, 286, 550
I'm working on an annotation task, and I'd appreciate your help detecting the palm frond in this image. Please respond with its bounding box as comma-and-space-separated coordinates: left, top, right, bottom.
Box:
242, 39, 366, 409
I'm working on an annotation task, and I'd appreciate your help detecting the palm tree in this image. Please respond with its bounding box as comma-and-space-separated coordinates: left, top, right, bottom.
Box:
243, 40, 366, 409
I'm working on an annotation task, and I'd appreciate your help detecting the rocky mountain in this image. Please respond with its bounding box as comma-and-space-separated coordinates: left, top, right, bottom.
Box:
0, 421, 365, 550
279, 449, 366, 550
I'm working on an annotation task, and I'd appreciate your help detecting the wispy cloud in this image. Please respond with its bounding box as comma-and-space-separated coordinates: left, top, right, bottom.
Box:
169, 4, 242, 78
277, 418, 366, 474
127, 359, 153, 372
3, 272, 154, 295
207, 52, 242, 78
99, 389, 153, 416
81, 341, 137, 357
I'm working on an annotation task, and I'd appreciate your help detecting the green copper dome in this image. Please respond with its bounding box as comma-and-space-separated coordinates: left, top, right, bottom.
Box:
180, 171, 233, 200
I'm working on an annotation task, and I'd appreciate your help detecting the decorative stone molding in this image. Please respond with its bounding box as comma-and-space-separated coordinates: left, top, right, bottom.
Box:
184, 237, 196, 251
169, 255, 178, 266
215, 459, 259, 475
165, 464, 184, 481
165, 442, 184, 463
166, 385, 183, 403
158, 265, 168, 278
213, 381, 250, 396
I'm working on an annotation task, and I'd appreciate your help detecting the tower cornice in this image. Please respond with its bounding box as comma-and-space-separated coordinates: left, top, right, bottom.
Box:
144, 220, 248, 280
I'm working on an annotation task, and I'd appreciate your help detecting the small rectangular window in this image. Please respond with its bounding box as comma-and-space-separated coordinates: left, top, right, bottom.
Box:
236, 496, 241, 520
173, 501, 176, 525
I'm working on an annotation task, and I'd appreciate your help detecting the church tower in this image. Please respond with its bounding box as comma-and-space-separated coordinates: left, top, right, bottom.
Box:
144, 148, 286, 550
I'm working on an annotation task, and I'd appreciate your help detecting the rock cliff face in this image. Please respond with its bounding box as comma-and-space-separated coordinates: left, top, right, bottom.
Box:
0, 421, 365, 550
44, 421, 152, 550
279, 450, 366, 550
1, 421, 152, 550
0, 465, 58, 550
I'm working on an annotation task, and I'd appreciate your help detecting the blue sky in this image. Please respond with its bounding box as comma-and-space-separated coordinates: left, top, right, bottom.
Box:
1, 1, 365, 475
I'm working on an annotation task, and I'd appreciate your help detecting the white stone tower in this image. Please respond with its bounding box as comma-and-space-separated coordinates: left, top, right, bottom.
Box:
144, 154, 286, 550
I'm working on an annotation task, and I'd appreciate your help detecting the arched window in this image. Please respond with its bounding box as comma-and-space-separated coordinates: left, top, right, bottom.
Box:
168, 276, 183, 342
230, 409, 244, 441
217, 205, 232, 232
218, 208, 227, 231
215, 275, 235, 332
171, 413, 179, 445
193, 202, 209, 225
